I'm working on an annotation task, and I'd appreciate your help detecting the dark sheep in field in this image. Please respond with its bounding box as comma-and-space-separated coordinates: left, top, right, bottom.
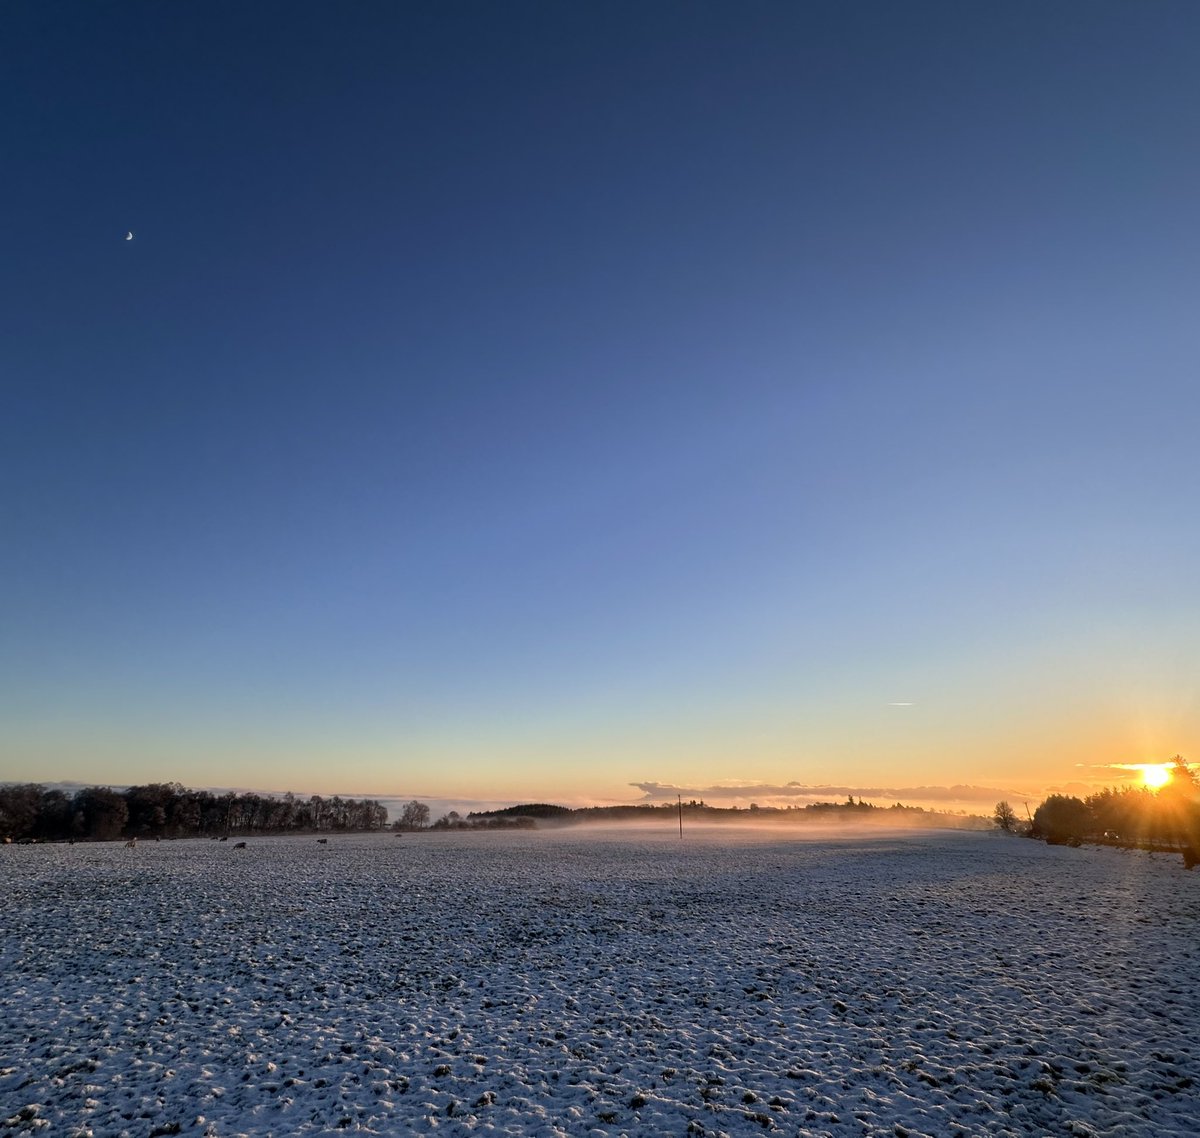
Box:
233, 841, 247, 849
317, 838, 328, 844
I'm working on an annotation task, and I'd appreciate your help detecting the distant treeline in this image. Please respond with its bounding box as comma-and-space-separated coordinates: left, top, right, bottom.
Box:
999, 757, 1200, 869
0, 782, 388, 843
452, 798, 991, 829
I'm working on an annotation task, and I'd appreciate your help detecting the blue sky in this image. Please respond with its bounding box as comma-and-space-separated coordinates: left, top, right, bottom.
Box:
3, 2, 1199, 810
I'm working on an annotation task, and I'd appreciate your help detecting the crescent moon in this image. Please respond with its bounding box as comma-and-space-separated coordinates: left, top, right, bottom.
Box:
125, 232, 134, 241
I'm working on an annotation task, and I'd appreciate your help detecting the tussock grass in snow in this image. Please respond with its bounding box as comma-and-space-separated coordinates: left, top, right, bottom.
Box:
2, 829, 1198, 1136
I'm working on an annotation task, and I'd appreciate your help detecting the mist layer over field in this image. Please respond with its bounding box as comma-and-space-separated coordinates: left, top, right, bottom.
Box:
3, 830, 1197, 1136
516, 813, 992, 836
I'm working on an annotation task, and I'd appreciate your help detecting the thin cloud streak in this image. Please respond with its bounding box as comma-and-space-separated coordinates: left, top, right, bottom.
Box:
1075, 762, 1178, 784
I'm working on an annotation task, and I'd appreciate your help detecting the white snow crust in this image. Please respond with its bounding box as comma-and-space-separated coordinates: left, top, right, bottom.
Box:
2, 828, 1197, 1137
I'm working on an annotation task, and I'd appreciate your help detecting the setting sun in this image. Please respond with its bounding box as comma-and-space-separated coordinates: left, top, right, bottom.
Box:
1140, 764, 1173, 790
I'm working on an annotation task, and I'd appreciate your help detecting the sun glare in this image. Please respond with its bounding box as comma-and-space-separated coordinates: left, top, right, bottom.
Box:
1140, 764, 1172, 790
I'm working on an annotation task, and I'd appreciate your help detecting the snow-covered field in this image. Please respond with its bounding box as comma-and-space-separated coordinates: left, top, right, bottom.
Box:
3, 828, 1197, 1138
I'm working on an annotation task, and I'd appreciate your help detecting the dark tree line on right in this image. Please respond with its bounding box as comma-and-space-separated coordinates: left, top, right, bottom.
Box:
994, 756, 1200, 868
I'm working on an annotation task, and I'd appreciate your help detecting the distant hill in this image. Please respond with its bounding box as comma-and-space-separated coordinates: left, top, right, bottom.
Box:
465, 799, 990, 830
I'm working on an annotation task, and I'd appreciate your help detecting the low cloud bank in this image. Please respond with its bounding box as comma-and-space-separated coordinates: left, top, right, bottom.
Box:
632, 780, 1033, 812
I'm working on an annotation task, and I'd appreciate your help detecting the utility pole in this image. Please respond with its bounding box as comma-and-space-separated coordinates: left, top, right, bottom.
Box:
678, 794, 683, 839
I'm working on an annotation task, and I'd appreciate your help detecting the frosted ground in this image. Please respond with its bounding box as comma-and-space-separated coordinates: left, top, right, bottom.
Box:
3, 829, 1197, 1138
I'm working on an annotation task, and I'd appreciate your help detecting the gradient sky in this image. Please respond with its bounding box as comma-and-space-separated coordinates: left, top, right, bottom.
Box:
4, 1, 1198, 812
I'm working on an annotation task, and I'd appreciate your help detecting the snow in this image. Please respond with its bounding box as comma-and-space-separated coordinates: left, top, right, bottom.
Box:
2, 828, 1197, 1137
